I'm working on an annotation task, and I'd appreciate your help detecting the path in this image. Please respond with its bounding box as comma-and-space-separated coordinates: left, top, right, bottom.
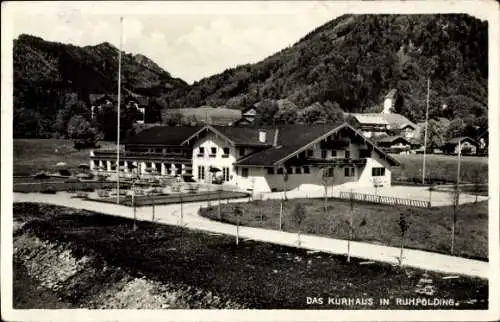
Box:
13, 192, 490, 279
254, 185, 488, 207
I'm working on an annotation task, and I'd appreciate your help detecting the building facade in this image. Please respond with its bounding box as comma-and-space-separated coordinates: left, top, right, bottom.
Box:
90, 123, 399, 192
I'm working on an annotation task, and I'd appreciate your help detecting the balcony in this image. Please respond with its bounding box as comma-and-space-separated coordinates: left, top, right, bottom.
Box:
286, 157, 367, 167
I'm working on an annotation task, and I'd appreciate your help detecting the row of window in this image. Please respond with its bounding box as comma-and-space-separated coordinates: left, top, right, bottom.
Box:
372, 167, 386, 177
239, 166, 378, 178
265, 166, 311, 175
198, 147, 230, 157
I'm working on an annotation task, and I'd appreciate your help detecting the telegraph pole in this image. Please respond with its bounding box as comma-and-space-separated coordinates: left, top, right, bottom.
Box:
422, 77, 430, 184
116, 16, 124, 203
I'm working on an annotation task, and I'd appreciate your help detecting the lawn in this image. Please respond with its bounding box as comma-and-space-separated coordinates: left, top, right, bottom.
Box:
13, 139, 117, 176
391, 154, 488, 184
13, 203, 488, 309
200, 198, 488, 261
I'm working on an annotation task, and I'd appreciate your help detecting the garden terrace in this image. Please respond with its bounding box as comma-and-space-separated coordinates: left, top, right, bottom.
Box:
199, 198, 488, 261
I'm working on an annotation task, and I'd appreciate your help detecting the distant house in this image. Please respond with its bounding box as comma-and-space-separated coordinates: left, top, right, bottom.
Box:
346, 90, 418, 141
233, 105, 257, 125
443, 137, 479, 155
89, 93, 149, 123
373, 135, 414, 154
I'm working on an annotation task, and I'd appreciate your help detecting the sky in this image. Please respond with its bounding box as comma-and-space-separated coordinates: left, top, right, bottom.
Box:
7, 1, 492, 84
9, 1, 340, 84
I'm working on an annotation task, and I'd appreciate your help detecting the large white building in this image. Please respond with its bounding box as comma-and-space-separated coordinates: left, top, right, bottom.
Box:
90, 122, 399, 193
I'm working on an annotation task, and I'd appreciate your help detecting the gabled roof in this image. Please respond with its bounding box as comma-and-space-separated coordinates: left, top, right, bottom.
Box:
446, 136, 479, 145
374, 135, 411, 144
347, 113, 416, 130
89, 94, 117, 104
236, 123, 399, 167
348, 113, 389, 125
125, 126, 204, 146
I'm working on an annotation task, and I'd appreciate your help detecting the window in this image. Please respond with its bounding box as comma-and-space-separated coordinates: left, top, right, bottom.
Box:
266, 167, 275, 175
331, 150, 337, 157
303, 166, 310, 174
198, 166, 205, 180
324, 167, 334, 177
321, 149, 327, 159
372, 167, 386, 177
242, 168, 249, 178
345, 150, 351, 159
210, 147, 217, 157
306, 149, 314, 157
344, 167, 355, 177
222, 147, 230, 157
277, 168, 284, 174
239, 147, 245, 156
198, 147, 205, 157
360, 149, 370, 158
286, 167, 293, 174
93, 160, 99, 167
223, 167, 230, 181
295, 167, 302, 174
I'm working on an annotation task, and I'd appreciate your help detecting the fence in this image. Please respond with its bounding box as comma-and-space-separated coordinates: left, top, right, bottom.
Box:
339, 191, 430, 208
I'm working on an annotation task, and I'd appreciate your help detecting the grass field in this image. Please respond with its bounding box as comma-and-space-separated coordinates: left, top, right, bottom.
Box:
13, 139, 117, 176
200, 198, 488, 260
13, 203, 488, 309
391, 154, 488, 184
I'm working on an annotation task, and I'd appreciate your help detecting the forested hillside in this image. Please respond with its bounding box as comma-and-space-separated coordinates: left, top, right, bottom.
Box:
13, 14, 488, 141
160, 14, 487, 135
13, 34, 187, 138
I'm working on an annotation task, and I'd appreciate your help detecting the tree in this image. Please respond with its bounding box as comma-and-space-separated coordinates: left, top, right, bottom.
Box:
55, 100, 89, 137
162, 110, 184, 126
321, 167, 333, 214
346, 190, 355, 263
421, 119, 445, 150
446, 118, 466, 140
274, 99, 299, 124
292, 203, 306, 247
450, 186, 460, 255
254, 99, 279, 125
282, 170, 289, 201
234, 205, 243, 245
67, 114, 98, 149
398, 212, 410, 266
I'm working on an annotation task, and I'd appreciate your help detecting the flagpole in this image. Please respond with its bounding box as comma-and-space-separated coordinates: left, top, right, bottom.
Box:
422, 77, 430, 184
116, 16, 123, 204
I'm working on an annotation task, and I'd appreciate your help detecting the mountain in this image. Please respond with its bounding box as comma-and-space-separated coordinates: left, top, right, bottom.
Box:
13, 34, 188, 137
160, 14, 488, 127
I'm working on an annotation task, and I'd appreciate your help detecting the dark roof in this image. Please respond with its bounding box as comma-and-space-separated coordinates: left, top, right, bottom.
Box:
236, 123, 399, 167
89, 94, 117, 104
236, 146, 298, 166
211, 125, 275, 146
446, 136, 479, 145
374, 135, 411, 144
125, 126, 204, 146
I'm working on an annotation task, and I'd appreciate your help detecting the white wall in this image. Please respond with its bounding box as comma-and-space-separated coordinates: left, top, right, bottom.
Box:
192, 133, 236, 183
358, 150, 392, 187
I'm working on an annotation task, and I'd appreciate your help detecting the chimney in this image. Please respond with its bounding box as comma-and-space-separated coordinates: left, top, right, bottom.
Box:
259, 130, 267, 143
273, 128, 279, 147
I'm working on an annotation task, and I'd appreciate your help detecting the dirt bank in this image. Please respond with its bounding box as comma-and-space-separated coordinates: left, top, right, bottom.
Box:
13, 220, 245, 309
